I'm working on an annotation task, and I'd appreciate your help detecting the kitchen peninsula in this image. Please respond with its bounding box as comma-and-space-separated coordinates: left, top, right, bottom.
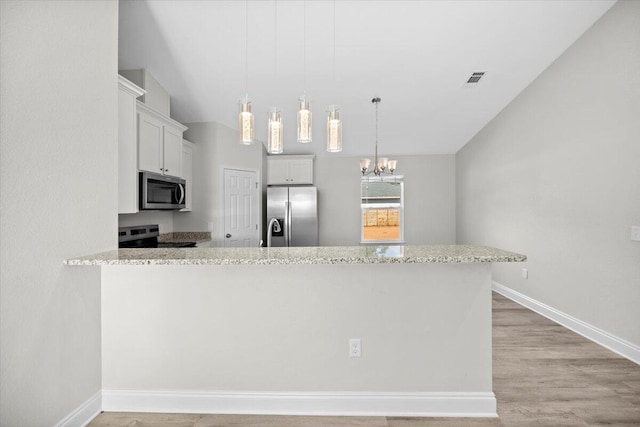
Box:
67, 245, 525, 417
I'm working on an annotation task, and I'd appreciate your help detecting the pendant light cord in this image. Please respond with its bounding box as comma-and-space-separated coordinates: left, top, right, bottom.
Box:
373, 97, 381, 166
375, 100, 378, 162
245, 0, 249, 101
303, 0, 306, 94
274, 0, 277, 110
333, 0, 336, 84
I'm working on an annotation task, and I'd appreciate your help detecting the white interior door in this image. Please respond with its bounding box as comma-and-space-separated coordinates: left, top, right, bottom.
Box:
224, 168, 259, 247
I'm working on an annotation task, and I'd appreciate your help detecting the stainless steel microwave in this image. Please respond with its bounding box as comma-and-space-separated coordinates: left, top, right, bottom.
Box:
140, 172, 186, 210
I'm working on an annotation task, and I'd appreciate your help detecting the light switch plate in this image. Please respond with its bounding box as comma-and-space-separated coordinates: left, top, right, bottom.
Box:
349, 339, 361, 358
632, 226, 640, 242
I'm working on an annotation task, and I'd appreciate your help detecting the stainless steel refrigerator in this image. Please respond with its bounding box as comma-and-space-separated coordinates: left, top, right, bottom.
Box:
267, 186, 318, 247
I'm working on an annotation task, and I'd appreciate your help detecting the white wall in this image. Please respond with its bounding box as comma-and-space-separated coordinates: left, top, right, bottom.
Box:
0, 1, 118, 425
102, 263, 493, 395
174, 122, 266, 245
316, 155, 456, 246
456, 0, 640, 347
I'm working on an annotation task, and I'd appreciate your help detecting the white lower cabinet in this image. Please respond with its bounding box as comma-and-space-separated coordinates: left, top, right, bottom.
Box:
181, 139, 194, 212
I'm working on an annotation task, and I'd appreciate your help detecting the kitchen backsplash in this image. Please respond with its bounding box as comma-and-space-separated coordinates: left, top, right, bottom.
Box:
118, 211, 174, 233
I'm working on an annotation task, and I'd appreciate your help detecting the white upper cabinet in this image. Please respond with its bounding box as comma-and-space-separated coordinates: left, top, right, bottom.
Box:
118, 76, 145, 214
288, 158, 314, 183
181, 139, 194, 212
267, 155, 315, 185
137, 102, 187, 178
138, 112, 164, 174
267, 159, 290, 184
162, 125, 183, 177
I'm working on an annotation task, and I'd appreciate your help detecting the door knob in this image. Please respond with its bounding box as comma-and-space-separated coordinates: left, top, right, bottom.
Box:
225, 233, 232, 238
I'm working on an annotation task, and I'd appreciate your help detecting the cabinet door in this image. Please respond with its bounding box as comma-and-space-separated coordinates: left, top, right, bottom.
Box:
288, 158, 313, 184
267, 158, 290, 185
118, 87, 138, 214
138, 112, 164, 174
163, 125, 183, 177
181, 141, 193, 212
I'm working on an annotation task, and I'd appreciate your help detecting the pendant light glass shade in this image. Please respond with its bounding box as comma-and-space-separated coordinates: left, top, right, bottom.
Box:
360, 158, 371, 174
238, 98, 254, 145
326, 106, 342, 153
267, 110, 284, 154
297, 97, 312, 143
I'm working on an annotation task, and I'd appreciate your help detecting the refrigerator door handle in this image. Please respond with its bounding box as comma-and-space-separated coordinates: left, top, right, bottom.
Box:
287, 200, 292, 246
284, 201, 290, 246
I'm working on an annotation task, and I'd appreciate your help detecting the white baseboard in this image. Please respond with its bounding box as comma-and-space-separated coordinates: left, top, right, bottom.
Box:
53, 390, 102, 427
493, 281, 640, 365
102, 390, 497, 418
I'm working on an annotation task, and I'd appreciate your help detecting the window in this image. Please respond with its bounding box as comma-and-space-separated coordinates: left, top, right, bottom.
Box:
361, 176, 404, 244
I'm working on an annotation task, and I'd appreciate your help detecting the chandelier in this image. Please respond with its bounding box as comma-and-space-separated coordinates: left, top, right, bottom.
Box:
360, 97, 397, 176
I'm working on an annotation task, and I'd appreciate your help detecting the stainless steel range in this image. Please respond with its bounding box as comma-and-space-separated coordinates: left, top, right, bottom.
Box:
118, 224, 196, 248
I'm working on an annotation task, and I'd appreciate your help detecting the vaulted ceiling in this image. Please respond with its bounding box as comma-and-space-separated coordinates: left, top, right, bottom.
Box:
119, 0, 615, 157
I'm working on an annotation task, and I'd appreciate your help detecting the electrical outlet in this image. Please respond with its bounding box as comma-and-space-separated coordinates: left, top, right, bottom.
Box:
349, 339, 361, 358
521, 268, 528, 279
631, 226, 640, 242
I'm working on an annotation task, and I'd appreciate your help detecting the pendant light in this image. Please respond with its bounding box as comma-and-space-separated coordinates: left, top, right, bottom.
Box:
326, 106, 341, 152
361, 98, 397, 176
297, 1, 312, 144
326, 0, 342, 153
268, 109, 284, 154
267, 0, 284, 154
298, 96, 312, 143
238, 0, 254, 145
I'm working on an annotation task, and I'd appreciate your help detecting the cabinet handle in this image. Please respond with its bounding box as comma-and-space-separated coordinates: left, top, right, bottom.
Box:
165, 169, 169, 172
160, 168, 164, 171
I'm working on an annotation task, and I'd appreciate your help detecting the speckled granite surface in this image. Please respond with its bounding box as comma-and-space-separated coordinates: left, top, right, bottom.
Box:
158, 232, 211, 243
65, 245, 526, 266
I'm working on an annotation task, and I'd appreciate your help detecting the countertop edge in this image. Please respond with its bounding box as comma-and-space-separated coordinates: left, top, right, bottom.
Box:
64, 248, 527, 267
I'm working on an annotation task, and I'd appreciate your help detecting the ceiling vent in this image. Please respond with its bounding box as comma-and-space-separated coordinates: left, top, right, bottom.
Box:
463, 71, 486, 87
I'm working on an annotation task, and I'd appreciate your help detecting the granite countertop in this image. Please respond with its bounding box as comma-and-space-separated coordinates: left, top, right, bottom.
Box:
65, 245, 526, 266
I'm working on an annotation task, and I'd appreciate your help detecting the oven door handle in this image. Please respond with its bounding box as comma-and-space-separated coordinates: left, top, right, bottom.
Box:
178, 183, 185, 205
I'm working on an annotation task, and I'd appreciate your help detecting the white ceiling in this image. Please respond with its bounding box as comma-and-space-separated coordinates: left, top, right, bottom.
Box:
119, 0, 615, 157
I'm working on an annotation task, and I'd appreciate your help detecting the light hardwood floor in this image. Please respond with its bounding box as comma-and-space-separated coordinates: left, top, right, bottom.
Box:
89, 293, 640, 427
